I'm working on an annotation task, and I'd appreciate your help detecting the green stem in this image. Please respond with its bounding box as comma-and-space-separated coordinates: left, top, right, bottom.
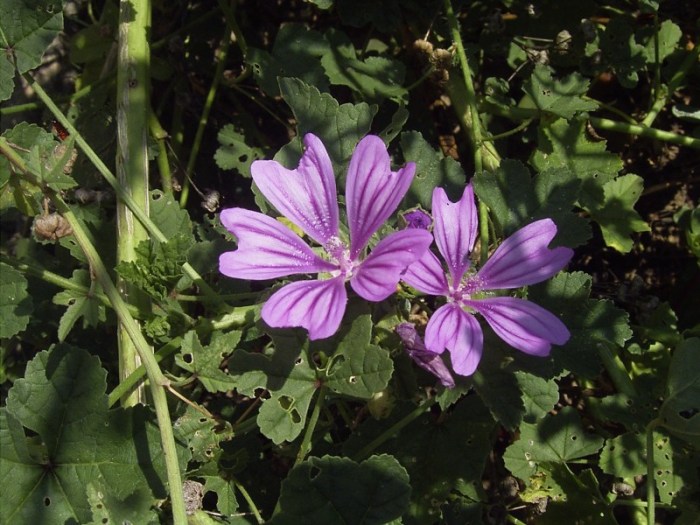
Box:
233, 477, 264, 524
443, 0, 492, 265
149, 113, 173, 196
107, 337, 182, 407
483, 119, 534, 141
642, 44, 700, 127
1, 146, 187, 525
590, 116, 700, 150
483, 103, 700, 150
179, 24, 231, 207
352, 397, 435, 461
0, 255, 142, 317
25, 76, 225, 306
646, 419, 662, 525
596, 341, 637, 398
295, 385, 327, 466
116, 0, 153, 407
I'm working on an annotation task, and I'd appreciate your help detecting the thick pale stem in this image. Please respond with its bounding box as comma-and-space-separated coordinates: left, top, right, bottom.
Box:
116, 0, 153, 406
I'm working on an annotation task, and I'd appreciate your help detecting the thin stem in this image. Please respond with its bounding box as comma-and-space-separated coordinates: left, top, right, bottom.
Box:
234, 477, 265, 524
0, 255, 142, 317
1, 147, 187, 525
25, 76, 225, 305
179, 23, 231, 207
443, 0, 492, 265
482, 119, 534, 141
642, 44, 700, 127
149, 113, 173, 196
352, 397, 435, 461
582, 95, 636, 123
646, 419, 662, 525
295, 385, 327, 466
596, 342, 637, 398
107, 337, 182, 408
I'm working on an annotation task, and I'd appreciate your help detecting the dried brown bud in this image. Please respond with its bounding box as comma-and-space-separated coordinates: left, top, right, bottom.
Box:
33, 212, 73, 241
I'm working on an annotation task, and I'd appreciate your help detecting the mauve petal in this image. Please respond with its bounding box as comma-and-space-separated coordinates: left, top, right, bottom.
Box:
432, 185, 477, 285
425, 304, 483, 376
476, 219, 573, 290
396, 322, 455, 387
251, 134, 339, 245
261, 277, 347, 340
468, 296, 570, 356
401, 249, 449, 296
219, 208, 336, 280
350, 229, 433, 301
346, 136, 415, 258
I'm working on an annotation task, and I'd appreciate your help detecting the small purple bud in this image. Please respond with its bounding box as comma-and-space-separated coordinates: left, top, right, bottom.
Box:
402, 208, 432, 230
396, 322, 455, 388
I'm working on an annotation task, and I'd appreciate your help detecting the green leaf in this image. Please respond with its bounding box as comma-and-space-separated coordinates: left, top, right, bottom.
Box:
343, 396, 495, 523
52, 269, 106, 341
521, 65, 597, 119
598, 16, 647, 88
473, 159, 590, 247
321, 29, 407, 103
530, 271, 633, 377
85, 482, 158, 525
149, 189, 194, 241
336, 0, 401, 32
531, 118, 623, 212
326, 315, 393, 399
660, 337, 700, 446
641, 20, 682, 63
214, 124, 263, 175
201, 476, 239, 516
227, 332, 317, 444
515, 372, 560, 423
0, 262, 33, 338
0, 0, 63, 102
176, 330, 242, 393
272, 454, 411, 525
588, 174, 650, 253
277, 77, 377, 174
504, 407, 605, 482
174, 406, 234, 463
2, 345, 179, 524
400, 130, 466, 209
247, 23, 330, 97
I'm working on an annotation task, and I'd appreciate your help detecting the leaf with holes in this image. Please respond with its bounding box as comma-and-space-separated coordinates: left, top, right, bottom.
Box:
521, 65, 598, 119
400, 130, 466, 209
504, 407, 604, 482
1, 344, 184, 524
175, 330, 242, 393
326, 314, 393, 399
660, 337, 700, 447
598, 16, 647, 88
174, 406, 234, 463
0, 0, 63, 102
0, 262, 33, 339
52, 269, 105, 341
214, 124, 263, 176
271, 454, 410, 525
227, 331, 317, 444
247, 23, 330, 97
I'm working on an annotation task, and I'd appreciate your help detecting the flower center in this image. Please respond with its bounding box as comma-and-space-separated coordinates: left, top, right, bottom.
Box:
447, 274, 483, 304
324, 236, 356, 280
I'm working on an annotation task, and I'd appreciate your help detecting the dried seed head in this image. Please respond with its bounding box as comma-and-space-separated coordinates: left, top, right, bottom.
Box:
33, 212, 73, 241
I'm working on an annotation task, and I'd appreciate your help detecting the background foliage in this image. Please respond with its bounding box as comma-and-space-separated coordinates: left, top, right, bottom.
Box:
1, 0, 698, 523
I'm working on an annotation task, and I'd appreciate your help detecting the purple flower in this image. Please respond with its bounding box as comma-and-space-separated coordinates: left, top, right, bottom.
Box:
402, 184, 574, 376
396, 322, 455, 387
402, 208, 433, 230
219, 134, 433, 340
